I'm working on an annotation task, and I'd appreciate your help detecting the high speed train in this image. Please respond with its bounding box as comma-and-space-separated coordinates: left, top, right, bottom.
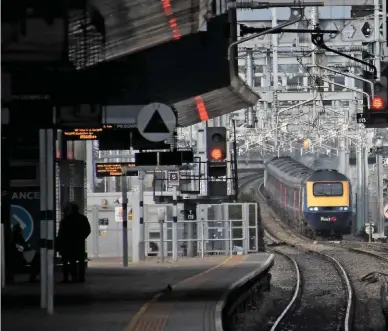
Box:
263, 156, 352, 239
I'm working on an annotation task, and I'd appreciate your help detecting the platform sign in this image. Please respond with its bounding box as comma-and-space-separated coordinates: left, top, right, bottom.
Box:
184, 209, 197, 221
356, 113, 368, 124
95, 163, 138, 177
184, 202, 197, 221
137, 103, 176, 142
10, 187, 40, 247
168, 171, 179, 186
384, 204, 388, 218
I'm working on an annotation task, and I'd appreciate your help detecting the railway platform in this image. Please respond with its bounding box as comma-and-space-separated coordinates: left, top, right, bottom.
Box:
2, 254, 274, 331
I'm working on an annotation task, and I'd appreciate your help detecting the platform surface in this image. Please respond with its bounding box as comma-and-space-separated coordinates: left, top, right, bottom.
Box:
2, 254, 274, 331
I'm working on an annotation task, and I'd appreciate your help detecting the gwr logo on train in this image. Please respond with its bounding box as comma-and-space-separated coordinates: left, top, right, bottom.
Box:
320, 216, 337, 223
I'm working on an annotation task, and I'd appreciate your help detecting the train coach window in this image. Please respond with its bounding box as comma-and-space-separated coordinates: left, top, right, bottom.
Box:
313, 182, 343, 196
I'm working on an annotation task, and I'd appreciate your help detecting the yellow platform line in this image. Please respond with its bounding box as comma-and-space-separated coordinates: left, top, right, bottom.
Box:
124, 256, 236, 331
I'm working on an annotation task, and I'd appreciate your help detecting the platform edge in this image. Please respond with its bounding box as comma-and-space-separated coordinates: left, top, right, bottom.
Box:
214, 253, 275, 331
124, 255, 234, 331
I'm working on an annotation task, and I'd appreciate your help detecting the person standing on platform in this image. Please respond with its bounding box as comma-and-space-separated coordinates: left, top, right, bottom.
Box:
57, 202, 91, 283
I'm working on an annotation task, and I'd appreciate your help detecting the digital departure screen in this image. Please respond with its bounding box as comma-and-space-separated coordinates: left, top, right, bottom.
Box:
63, 126, 112, 140
95, 162, 138, 177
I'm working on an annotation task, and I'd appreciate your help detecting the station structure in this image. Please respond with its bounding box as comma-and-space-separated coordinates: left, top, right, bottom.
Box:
1, 0, 387, 324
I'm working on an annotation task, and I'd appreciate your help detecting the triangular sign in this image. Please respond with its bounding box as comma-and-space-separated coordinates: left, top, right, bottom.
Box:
143, 109, 170, 133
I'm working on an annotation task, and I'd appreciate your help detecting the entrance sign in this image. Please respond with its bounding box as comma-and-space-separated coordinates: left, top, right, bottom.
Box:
137, 103, 176, 142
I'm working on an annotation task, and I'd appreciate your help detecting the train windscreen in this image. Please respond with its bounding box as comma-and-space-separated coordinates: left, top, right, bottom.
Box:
313, 182, 343, 196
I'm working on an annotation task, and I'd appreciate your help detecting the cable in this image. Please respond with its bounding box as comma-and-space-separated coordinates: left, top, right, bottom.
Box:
293, 1, 371, 138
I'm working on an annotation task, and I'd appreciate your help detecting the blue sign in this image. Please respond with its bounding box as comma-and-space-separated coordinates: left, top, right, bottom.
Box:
11, 204, 34, 241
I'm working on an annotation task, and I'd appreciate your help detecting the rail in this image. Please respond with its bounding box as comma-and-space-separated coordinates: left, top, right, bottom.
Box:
269, 249, 301, 331
259, 175, 388, 329
259, 181, 354, 331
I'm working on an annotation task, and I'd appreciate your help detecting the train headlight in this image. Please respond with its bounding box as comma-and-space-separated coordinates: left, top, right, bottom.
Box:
339, 207, 344, 211
309, 207, 314, 211
313, 207, 318, 211
343, 207, 348, 211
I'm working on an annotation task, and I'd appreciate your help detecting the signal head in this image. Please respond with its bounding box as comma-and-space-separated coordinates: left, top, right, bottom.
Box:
211, 133, 224, 143
210, 148, 223, 161
371, 96, 385, 111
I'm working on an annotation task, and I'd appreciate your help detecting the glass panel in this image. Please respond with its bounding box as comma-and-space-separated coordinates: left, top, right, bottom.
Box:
228, 204, 242, 219
313, 182, 343, 196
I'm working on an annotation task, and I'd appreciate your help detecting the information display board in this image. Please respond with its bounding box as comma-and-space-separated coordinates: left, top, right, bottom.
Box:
63, 125, 112, 140
95, 162, 138, 177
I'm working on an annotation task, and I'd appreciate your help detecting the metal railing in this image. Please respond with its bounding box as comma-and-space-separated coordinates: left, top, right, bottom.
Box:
86, 202, 259, 261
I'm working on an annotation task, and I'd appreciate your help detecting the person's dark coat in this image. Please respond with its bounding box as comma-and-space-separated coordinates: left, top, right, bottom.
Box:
57, 212, 91, 259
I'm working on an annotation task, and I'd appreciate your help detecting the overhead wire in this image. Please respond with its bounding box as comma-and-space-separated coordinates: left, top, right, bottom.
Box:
291, 3, 371, 143
241, 2, 371, 152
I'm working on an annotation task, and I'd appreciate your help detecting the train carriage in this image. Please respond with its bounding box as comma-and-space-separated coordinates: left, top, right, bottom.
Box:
264, 156, 352, 239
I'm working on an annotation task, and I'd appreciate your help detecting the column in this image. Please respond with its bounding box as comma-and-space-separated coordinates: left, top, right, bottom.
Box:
138, 171, 145, 261
246, 48, 255, 128
356, 144, 364, 233
172, 186, 178, 261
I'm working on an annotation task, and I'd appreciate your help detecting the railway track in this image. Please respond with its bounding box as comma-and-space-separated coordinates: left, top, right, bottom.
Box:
261, 207, 353, 331
256, 180, 388, 331
269, 245, 352, 331
238, 171, 264, 191
236, 174, 353, 331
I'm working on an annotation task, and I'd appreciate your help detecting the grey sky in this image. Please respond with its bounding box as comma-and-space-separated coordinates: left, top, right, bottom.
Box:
237, 6, 351, 20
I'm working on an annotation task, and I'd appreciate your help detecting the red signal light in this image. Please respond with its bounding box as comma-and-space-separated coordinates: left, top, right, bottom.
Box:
371, 96, 384, 110
210, 148, 223, 161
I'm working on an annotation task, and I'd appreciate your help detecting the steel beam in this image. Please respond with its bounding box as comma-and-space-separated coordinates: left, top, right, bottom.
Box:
270, 91, 356, 101
262, 0, 374, 5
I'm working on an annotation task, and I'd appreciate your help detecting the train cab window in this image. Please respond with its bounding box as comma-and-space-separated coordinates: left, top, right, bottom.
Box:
313, 182, 343, 196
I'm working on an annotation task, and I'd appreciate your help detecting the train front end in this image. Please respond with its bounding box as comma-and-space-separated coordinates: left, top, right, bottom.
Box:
303, 171, 352, 238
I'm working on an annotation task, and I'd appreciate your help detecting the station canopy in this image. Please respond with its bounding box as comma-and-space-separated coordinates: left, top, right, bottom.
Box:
3, 2, 259, 127
87, 0, 213, 62
2, 0, 212, 64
